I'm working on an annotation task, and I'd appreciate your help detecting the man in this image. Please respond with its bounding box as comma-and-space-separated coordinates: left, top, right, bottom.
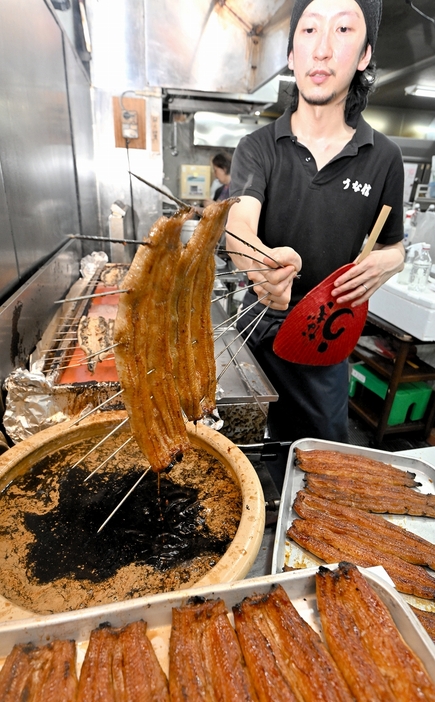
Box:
226, 0, 405, 488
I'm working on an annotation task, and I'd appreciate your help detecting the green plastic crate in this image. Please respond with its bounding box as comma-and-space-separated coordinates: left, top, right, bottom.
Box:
349, 362, 432, 426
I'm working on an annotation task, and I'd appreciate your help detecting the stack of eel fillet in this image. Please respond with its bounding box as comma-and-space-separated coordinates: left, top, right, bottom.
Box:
168, 597, 258, 702
232, 584, 352, 701
113, 199, 236, 473
76, 619, 169, 702
286, 448, 435, 623
316, 562, 435, 702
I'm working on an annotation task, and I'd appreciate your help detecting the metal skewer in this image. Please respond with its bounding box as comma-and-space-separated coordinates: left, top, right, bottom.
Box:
71, 417, 130, 470
225, 229, 283, 269
217, 305, 269, 383
215, 267, 271, 277
211, 278, 267, 305
85, 436, 133, 482
68, 234, 147, 246
129, 171, 189, 210
215, 299, 269, 360
213, 294, 265, 334
70, 389, 124, 426
54, 289, 129, 304
53, 355, 115, 373
97, 467, 150, 532
45, 343, 119, 373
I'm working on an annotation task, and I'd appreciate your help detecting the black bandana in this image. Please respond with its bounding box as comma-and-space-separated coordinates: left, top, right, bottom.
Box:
287, 0, 382, 56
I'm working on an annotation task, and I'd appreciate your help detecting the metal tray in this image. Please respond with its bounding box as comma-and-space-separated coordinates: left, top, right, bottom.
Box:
271, 438, 435, 607
0, 566, 434, 683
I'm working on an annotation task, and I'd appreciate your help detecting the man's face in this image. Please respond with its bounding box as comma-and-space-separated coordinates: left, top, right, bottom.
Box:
288, 0, 372, 108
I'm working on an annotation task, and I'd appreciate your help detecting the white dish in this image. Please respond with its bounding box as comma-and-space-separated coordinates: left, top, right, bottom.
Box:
0, 565, 434, 682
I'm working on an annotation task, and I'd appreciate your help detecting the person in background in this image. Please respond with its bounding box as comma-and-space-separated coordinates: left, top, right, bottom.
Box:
211, 152, 232, 201
197, 153, 232, 212
226, 0, 405, 490
194, 152, 232, 222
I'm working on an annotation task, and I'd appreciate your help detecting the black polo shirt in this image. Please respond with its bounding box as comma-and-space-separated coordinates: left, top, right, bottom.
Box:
230, 107, 404, 304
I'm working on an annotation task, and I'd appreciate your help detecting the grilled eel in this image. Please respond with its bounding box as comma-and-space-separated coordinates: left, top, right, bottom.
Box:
77, 620, 169, 702
189, 199, 238, 415
410, 605, 435, 644
295, 448, 418, 478
304, 472, 435, 516
233, 584, 352, 702
0, 639, 78, 702
288, 517, 435, 600
170, 199, 237, 421
316, 562, 435, 701
113, 209, 192, 472
169, 597, 258, 702
294, 448, 420, 487
78, 315, 115, 372
293, 490, 435, 569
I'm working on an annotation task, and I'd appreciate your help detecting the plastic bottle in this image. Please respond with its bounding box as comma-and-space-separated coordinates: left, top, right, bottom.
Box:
397, 245, 418, 285
403, 212, 414, 246
408, 243, 432, 292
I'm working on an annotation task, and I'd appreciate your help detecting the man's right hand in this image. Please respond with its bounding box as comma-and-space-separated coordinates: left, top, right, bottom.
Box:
248, 247, 301, 310
226, 196, 301, 310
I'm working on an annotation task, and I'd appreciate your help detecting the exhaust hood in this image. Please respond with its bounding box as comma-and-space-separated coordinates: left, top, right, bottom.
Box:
144, 0, 293, 94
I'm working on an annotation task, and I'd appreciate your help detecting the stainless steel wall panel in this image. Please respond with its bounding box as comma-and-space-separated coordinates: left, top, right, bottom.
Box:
0, 163, 19, 301
0, 0, 80, 279
87, 0, 146, 91
64, 39, 100, 247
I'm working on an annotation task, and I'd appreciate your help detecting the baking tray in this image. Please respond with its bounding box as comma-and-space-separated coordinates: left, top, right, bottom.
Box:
0, 566, 434, 683
271, 438, 435, 607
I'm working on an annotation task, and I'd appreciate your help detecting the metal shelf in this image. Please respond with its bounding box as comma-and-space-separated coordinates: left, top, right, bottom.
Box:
349, 312, 435, 445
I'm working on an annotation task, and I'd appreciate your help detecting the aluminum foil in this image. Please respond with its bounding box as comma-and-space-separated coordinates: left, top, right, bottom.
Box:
3, 368, 68, 443
80, 251, 108, 279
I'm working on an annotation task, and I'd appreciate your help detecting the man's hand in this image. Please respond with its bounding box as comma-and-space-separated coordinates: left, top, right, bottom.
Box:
331, 241, 405, 307
226, 196, 302, 310
247, 247, 302, 310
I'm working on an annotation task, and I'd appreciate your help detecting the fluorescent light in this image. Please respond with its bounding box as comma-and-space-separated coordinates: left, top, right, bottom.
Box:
405, 85, 435, 98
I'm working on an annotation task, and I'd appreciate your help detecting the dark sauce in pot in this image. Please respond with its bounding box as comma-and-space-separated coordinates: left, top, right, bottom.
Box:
23, 465, 229, 584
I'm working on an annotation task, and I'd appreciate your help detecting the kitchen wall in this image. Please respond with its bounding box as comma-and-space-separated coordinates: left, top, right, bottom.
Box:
0, 0, 98, 305
86, 0, 164, 242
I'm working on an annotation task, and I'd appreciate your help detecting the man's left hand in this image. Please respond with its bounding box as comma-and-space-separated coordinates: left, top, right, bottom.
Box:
331, 241, 405, 307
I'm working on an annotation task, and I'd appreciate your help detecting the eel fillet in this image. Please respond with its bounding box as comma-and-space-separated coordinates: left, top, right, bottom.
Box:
170, 198, 237, 421
113, 209, 192, 472
410, 606, 435, 644
77, 315, 115, 372
169, 597, 258, 702
77, 621, 169, 702
304, 472, 435, 516
287, 517, 435, 600
294, 448, 420, 487
293, 490, 435, 569
0, 639, 78, 702
233, 584, 353, 702
316, 562, 435, 701
189, 199, 238, 415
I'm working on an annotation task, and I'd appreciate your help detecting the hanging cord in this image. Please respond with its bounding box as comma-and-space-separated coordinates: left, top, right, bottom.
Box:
405, 0, 435, 23
125, 138, 137, 241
